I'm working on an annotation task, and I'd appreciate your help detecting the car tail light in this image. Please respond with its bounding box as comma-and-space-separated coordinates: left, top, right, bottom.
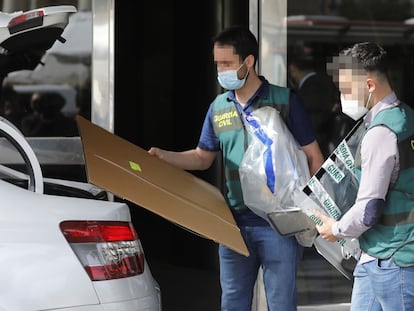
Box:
8, 10, 44, 34
60, 221, 145, 281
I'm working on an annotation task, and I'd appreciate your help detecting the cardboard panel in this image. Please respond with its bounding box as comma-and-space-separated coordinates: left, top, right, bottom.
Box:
76, 116, 249, 256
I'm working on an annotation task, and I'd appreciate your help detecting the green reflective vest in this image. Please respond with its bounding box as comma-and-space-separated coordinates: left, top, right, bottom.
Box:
211, 85, 290, 212
358, 102, 414, 266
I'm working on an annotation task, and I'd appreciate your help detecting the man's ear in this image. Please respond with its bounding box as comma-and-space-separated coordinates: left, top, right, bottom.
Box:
367, 78, 376, 93
245, 54, 255, 69
288, 63, 298, 73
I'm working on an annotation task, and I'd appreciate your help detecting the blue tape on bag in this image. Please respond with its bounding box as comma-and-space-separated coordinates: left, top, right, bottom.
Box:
245, 112, 275, 193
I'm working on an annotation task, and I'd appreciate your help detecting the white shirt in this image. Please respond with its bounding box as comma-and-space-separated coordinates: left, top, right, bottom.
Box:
298, 72, 316, 89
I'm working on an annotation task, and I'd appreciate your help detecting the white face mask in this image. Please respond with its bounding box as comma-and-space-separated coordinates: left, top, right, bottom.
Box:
340, 93, 371, 121
217, 62, 249, 90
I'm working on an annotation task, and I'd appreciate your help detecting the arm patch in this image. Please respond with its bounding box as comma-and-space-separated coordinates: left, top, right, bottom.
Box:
363, 198, 386, 227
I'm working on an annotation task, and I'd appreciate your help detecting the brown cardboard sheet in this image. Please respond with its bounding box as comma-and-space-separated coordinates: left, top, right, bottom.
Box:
76, 116, 249, 256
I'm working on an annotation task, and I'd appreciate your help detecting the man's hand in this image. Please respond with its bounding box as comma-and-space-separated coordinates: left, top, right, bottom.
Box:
314, 210, 339, 242
148, 147, 164, 160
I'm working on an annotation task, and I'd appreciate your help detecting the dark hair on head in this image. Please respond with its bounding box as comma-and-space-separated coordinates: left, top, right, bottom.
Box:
288, 43, 316, 71
213, 25, 258, 66
32, 92, 65, 117
342, 42, 389, 77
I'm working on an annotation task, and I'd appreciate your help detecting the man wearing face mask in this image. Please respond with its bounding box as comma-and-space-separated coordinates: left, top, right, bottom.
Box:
315, 42, 414, 311
148, 26, 324, 311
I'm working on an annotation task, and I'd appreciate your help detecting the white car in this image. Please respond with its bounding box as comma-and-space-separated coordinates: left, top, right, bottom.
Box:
0, 5, 161, 311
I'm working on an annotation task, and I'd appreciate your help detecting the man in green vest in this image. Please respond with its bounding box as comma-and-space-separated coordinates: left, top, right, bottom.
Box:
315, 42, 414, 311
149, 26, 324, 310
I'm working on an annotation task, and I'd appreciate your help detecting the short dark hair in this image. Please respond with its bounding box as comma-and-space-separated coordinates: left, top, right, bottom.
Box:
32, 92, 65, 117
341, 42, 389, 77
288, 44, 316, 71
213, 26, 258, 66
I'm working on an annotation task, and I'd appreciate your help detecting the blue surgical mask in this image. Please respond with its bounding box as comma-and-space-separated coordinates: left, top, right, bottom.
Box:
217, 62, 249, 90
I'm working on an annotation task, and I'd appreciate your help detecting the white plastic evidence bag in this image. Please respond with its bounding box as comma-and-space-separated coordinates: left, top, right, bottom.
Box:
239, 106, 364, 279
